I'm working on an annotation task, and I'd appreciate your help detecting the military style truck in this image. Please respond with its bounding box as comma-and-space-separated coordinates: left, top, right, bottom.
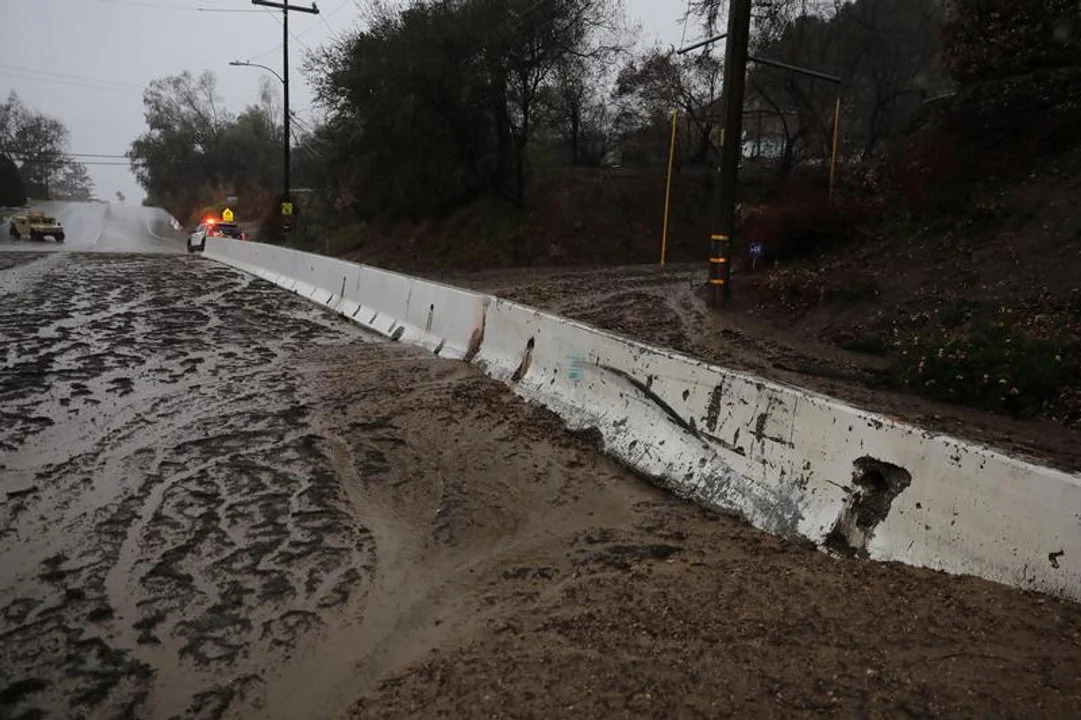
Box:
9, 209, 65, 242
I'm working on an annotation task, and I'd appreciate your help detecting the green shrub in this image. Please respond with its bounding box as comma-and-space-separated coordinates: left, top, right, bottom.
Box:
758, 267, 825, 316
892, 309, 1079, 418
740, 188, 884, 263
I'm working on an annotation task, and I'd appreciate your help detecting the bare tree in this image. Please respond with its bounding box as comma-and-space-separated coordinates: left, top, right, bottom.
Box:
614, 48, 724, 164
0, 92, 71, 192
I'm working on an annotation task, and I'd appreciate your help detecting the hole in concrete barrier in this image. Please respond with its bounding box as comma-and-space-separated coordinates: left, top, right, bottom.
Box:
825, 457, 912, 558
426, 304, 435, 333
390, 326, 405, 342
511, 337, 535, 383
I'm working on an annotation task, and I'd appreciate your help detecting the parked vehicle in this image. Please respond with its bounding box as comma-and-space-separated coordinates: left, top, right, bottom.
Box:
187, 218, 244, 253
9, 209, 64, 242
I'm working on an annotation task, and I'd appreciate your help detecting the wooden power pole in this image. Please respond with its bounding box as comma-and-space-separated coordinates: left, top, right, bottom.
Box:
709, 0, 753, 308
251, 0, 319, 230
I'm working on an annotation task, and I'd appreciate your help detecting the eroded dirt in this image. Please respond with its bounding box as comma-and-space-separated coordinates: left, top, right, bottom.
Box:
3, 252, 1081, 720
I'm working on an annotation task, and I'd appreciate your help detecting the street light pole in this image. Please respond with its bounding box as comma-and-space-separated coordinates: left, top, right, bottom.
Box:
228, 61, 285, 86
250, 0, 319, 229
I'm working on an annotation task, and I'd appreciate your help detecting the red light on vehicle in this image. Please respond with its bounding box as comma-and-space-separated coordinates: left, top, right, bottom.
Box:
205, 217, 217, 225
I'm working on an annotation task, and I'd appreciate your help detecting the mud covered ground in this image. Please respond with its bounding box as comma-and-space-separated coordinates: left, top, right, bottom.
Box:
3, 252, 1081, 719
1, 252, 374, 719
440, 264, 1081, 470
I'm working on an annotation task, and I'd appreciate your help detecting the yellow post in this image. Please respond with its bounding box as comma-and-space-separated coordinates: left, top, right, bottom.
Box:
829, 96, 842, 204
660, 108, 678, 267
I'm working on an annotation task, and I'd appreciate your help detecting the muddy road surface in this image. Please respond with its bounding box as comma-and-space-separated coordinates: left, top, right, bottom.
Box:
3, 252, 1081, 719
1, 252, 376, 718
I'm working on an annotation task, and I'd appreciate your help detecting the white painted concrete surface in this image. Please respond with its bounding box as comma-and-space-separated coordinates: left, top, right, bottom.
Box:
203, 238, 1081, 602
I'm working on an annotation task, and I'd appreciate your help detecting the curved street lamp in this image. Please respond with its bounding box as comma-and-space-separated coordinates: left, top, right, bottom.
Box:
228, 1, 319, 232
229, 60, 285, 86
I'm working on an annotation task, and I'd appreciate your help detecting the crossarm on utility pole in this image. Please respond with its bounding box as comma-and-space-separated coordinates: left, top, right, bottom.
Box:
677, 32, 728, 55
251, 0, 320, 13
747, 55, 842, 85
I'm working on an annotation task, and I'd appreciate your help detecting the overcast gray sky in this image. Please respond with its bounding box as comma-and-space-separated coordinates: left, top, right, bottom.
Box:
3, 0, 691, 202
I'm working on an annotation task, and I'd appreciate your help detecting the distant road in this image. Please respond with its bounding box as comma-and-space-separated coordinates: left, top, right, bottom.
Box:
1, 201, 183, 253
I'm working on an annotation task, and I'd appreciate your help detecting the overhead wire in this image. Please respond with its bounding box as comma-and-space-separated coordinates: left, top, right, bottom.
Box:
247, 0, 354, 62
258, 6, 316, 56
0, 71, 138, 94
97, 0, 262, 11
0, 64, 145, 94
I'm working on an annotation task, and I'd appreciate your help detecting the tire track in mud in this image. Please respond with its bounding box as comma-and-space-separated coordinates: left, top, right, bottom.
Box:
0, 253, 375, 719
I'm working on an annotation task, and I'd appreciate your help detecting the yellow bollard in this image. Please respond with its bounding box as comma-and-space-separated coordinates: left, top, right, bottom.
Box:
660, 108, 678, 267
829, 97, 841, 204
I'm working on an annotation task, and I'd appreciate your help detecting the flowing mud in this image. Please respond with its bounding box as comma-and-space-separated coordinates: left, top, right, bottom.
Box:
2, 252, 1081, 719
301, 345, 1081, 720
1, 253, 372, 719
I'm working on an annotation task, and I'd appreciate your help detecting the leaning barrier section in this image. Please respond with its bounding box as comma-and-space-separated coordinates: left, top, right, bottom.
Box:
205, 238, 1081, 602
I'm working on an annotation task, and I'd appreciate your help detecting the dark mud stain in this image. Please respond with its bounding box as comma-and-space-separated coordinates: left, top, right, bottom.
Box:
705, 382, 725, 432
581, 543, 682, 571
0, 677, 49, 706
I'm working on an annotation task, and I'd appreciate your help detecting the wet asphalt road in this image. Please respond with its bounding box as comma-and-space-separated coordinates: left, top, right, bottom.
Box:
0, 246, 376, 718
2, 202, 182, 255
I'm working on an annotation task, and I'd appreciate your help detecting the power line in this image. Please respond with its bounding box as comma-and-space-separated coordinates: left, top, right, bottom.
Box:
247, 0, 339, 61
0, 71, 140, 94
97, 0, 262, 11
259, 6, 315, 55
318, 0, 352, 41
0, 64, 146, 95
0, 63, 145, 90
66, 162, 139, 167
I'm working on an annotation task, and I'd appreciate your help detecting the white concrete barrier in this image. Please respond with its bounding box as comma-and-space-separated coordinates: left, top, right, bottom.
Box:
203, 238, 1081, 602
204, 238, 487, 360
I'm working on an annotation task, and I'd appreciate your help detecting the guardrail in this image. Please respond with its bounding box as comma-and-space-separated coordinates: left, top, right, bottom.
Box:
204, 237, 1081, 602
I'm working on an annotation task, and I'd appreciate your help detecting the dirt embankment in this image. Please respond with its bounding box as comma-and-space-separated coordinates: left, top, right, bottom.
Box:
436, 262, 1081, 471
297, 343, 1081, 719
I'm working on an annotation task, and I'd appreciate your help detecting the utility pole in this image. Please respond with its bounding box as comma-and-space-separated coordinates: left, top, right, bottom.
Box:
251, 0, 319, 231
680, 3, 841, 307
709, 0, 752, 308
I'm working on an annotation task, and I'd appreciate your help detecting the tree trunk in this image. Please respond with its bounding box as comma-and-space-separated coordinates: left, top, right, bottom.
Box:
515, 96, 530, 202
570, 106, 581, 166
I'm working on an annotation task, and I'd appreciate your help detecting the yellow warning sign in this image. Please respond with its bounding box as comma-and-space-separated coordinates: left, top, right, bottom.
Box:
222, 208, 235, 223
281, 202, 294, 216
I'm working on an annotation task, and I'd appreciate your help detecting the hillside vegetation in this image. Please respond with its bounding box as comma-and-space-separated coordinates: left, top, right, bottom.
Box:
127, 0, 1081, 429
